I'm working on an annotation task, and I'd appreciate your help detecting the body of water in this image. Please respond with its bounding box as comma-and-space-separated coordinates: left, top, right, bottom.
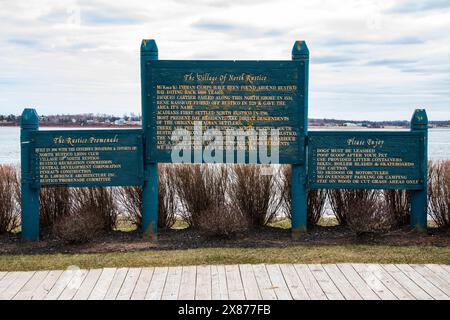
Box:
0, 126, 449, 165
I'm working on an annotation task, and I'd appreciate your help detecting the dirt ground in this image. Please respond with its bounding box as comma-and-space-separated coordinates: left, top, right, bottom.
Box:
1, 225, 449, 255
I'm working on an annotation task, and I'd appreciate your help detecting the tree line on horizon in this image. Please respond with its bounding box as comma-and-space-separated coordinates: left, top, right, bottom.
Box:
1, 113, 449, 128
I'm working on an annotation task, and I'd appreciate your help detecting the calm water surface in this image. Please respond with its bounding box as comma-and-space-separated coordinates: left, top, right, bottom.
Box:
0, 126, 449, 165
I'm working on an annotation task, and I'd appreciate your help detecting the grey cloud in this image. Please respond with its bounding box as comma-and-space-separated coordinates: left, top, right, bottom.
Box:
386, 0, 450, 13
321, 36, 424, 47
40, 3, 148, 26
191, 19, 284, 38
365, 59, 418, 67
313, 55, 356, 64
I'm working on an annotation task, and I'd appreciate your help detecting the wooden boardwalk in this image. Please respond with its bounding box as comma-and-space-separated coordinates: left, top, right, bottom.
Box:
0, 264, 449, 300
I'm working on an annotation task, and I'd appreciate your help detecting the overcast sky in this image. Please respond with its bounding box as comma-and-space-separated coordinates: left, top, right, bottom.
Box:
0, 0, 449, 120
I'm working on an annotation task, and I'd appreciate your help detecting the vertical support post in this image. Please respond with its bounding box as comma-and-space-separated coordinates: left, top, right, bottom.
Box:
141, 39, 158, 240
20, 108, 40, 241
410, 109, 428, 231
291, 41, 309, 238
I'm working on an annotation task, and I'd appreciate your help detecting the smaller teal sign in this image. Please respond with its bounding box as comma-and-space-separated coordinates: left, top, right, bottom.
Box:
307, 131, 426, 190
31, 129, 144, 187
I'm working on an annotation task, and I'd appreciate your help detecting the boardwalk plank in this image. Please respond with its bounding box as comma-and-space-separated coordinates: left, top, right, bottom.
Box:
116, 268, 142, 300
253, 264, 277, 300
130, 268, 154, 300
266, 264, 292, 300
73, 269, 103, 300
162, 266, 182, 300
411, 265, 450, 297
381, 264, 432, 300
58, 269, 89, 300
196, 265, 212, 300
239, 264, 262, 300
179, 266, 196, 300
211, 265, 228, 300
31, 270, 63, 300
425, 264, 450, 282
225, 265, 245, 300
337, 264, 379, 300
13, 271, 49, 300
366, 264, 415, 300
45, 269, 78, 300
323, 264, 361, 300
146, 267, 168, 300
294, 264, 327, 300
308, 264, 344, 300
0, 272, 20, 297
104, 268, 128, 300
352, 264, 397, 300
89, 268, 117, 300
396, 264, 448, 300
0, 272, 35, 300
279, 264, 309, 300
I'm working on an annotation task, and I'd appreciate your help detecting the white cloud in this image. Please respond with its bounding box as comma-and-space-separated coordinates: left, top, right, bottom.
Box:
0, 0, 448, 120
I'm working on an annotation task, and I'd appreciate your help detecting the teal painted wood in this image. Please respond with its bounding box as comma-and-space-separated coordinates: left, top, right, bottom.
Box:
143, 59, 306, 164
307, 130, 426, 190
20, 108, 40, 241
31, 129, 144, 187
410, 109, 428, 231
141, 39, 159, 238
291, 41, 309, 235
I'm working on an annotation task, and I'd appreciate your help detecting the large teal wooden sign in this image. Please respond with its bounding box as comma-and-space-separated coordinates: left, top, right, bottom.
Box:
19, 39, 428, 242
308, 131, 425, 190
144, 60, 307, 164
31, 130, 143, 187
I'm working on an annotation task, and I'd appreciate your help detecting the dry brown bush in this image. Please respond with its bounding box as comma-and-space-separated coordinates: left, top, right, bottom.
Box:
116, 169, 177, 230
280, 165, 327, 226
428, 160, 450, 227
383, 189, 410, 227
53, 210, 104, 244
158, 165, 177, 229
0, 165, 20, 233
328, 189, 351, 225
230, 165, 282, 227
39, 187, 71, 233
72, 187, 118, 232
197, 203, 248, 239
170, 164, 228, 227
116, 185, 142, 228
343, 189, 395, 235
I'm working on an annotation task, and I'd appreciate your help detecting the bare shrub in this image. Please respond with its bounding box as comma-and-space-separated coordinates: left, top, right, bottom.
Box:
158, 165, 176, 229
116, 185, 142, 228
53, 210, 104, 244
344, 190, 395, 235
280, 165, 327, 226
72, 187, 118, 232
197, 203, 247, 239
230, 165, 282, 227
0, 165, 20, 233
383, 189, 410, 227
428, 160, 450, 227
328, 189, 350, 225
170, 164, 228, 227
307, 189, 328, 226
39, 187, 71, 233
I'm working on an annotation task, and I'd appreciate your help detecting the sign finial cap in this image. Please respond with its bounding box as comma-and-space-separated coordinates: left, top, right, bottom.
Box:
21, 108, 39, 127
411, 109, 428, 129
292, 41, 309, 59
141, 39, 158, 53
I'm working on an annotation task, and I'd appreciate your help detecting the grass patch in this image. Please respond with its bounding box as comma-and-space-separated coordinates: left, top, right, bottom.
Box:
1, 245, 448, 271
